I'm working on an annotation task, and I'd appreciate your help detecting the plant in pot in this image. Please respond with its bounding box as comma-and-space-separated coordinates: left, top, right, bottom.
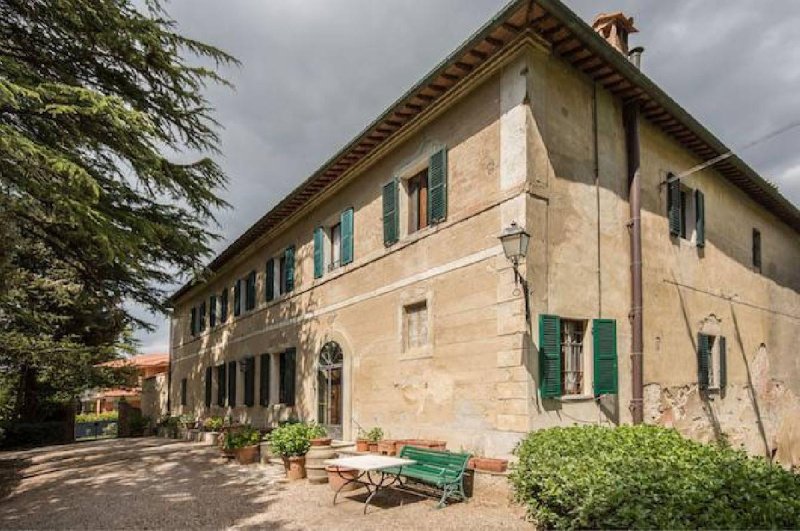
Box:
356, 428, 370, 452
202, 416, 224, 445
222, 425, 261, 465
365, 427, 383, 453
307, 422, 331, 447
268, 422, 312, 480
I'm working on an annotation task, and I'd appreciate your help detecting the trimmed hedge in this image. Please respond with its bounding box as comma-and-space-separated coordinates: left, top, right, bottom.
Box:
510, 425, 800, 529
75, 411, 118, 423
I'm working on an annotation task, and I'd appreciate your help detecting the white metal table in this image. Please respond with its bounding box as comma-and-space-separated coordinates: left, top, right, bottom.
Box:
325, 455, 416, 514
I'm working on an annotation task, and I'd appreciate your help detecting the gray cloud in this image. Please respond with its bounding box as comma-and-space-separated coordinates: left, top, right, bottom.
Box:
134, 0, 800, 352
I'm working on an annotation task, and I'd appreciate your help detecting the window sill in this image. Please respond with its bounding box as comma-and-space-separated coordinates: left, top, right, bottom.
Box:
556, 395, 595, 402
399, 346, 433, 361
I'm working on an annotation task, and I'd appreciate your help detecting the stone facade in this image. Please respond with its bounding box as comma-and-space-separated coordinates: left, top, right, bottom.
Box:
169, 29, 800, 461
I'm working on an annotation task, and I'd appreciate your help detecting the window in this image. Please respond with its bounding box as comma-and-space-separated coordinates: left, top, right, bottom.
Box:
267, 247, 295, 301
259, 353, 271, 406
227, 360, 237, 407
667, 177, 705, 246
698, 334, 727, 392
539, 315, 618, 398
190, 307, 197, 336
561, 320, 585, 396
216, 364, 226, 407
752, 229, 762, 272
383, 148, 447, 246
279, 348, 296, 406
198, 302, 206, 332
209, 295, 217, 328
234, 279, 242, 316
220, 288, 229, 323
407, 170, 429, 234
180, 378, 187, 406
204, 367, 212, 408
243, 357, 255, 407
329, 222, 341, 271
314, 209, 354, 278
404, 301, 429, 351
245, 270, 256, 311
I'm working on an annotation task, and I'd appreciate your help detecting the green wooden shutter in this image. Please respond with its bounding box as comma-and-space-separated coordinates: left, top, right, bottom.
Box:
382, 180, 398, 246
697, 333, 710, 391
280, 348, 296, 406
313, 227, 324, 279
209, 295, 217, 327
284, 246, 295, 292
719, 336, 727, 391
216, 364, 226, 407
265, 259, 275, 301
668, 178, 681, 237
428, 148, 448, 224
220, 288, 228, 323
341, 208, 354, 265
259, 353, 271, 406
695, 189, 705, 248
204, 366, 212, 408
592, 319, 618, 395
245, 271, 256, 311
190, 307, 197, 336
244, 357, 255, 407
228, 360, 237, 407
199, 302, 206, 331
538, 314, 562, 398
234, 280, 242, 316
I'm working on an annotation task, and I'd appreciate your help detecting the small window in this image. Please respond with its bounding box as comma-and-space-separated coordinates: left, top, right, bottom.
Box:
404, 301, 429, 351
220, 288, 229, 323
180, 378, 187, 406
329, 222, 341, 271
407, 170, 429, 234
667, 177, 704, 246
561, 320, 585, 396
752, 229, 762, 272
190, 307, 197, 336
278, 257, 287, 295
259, 353, 271, 406
227, 360, 237, 407
216, 364, 226, 407
245, 271, 256, 311
198, 302, 206, 332
698, 333, 727, 392
209, 295, 217, 328
204, 367, 212, 408
243, 357, 255, 407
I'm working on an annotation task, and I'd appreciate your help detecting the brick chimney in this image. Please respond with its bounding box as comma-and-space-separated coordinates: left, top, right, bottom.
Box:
592, 12, 638, 55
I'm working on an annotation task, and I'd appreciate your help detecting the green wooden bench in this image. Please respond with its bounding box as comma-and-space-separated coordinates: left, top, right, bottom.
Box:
383, 446, 471, 508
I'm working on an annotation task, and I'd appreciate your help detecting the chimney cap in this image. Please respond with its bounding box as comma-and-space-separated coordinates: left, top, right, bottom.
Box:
592, 12, 638, 34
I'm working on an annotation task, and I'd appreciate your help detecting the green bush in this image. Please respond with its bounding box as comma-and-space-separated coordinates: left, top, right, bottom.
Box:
202, 416, 224, 432
222, 425, 261, 450
510, 425, 800, 529
364, 427, 383, 443
269, 422, 312, 457
75, 411, 118, 423
307, 422, 327, 440
0, 421, 68, 448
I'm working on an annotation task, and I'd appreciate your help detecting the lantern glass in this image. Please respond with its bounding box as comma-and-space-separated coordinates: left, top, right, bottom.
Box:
499, 222, 530, 264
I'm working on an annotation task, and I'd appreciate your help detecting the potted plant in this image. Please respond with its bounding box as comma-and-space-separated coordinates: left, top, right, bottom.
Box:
326, 466, 359, 492
365, 427, 383, 453
222, 425, 261, 465
201, 416, 224, 446
178, 414, 196, 440
468, 456, 508, 473
268, 422, 312, 480
356, 428, 370, 452
308, 422, 331, 446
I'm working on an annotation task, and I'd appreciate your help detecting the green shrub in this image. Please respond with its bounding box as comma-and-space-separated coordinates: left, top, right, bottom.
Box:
203, 416, 224, 432
222, 425, 261, 450
75, 411, 118, 423
364, 427, 383, 443
269, 422, 312, 457
510, 425, 800, 529
307, 422, 327, 440
0, 421, 68, 448
129, 413, 150, 436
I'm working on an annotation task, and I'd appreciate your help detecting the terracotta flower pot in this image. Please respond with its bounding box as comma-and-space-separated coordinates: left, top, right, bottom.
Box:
310, 437, 332, 447
356, 439, 369, 452
235, 445, 259, 465
377, 439, 398, 456
326, 466, 359, 492
368, 442, 379, 453
283, 456, 306, 481
468, 457, 508, 473
397, 439, 447, 452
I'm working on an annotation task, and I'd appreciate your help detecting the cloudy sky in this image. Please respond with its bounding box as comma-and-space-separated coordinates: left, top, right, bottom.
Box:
135, 0, 800, 352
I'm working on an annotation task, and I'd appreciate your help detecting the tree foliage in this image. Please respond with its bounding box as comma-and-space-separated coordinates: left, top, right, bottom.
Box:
0, 0, 236, 420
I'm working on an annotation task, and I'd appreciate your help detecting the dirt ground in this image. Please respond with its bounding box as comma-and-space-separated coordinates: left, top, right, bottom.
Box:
0, 438, 528, 530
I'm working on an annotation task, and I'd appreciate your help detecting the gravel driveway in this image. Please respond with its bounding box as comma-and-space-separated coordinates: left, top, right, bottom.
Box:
0, 438, 527, 530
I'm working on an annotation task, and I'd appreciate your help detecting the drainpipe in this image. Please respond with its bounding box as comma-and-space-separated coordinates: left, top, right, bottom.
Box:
625, 46, 645, 424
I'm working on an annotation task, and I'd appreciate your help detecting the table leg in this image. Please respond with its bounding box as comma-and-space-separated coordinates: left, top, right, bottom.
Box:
333, 469, 366, 506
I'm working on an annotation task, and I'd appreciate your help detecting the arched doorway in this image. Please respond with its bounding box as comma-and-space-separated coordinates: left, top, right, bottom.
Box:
318, 342, 344, 439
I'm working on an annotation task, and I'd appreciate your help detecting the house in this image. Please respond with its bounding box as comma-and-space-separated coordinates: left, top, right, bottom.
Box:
82, 353, 169, 414
167, 0, 800, 463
